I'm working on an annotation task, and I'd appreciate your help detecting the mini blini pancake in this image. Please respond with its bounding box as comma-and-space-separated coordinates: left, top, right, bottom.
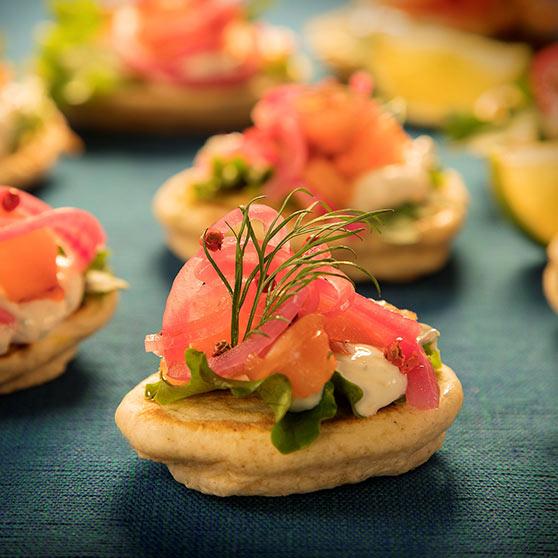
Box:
38, 0, 308, 135
153, 168, 468, 282
0, 114, 80, 190
60, 73, 305, 134
543, 236, 558, 313
115, 364, 463, 497
0, 292, 118, 395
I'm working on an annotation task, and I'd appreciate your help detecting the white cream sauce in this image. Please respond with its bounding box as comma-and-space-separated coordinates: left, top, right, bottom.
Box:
0, 257, 84, 355
350, 135, 436, 211
335, 344, 407, 417
290, 388, 324, 413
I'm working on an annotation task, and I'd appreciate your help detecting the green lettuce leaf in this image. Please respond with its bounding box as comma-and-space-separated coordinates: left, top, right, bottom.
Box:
262, 55, 292, 82
515, 73, 533, 103
86, 248, 110, 272
424, 342, 443, 371
37, 0, 122, 106
146, 349, 292, 421
380, 202, 420, 225
193, 156, 272, 201
331, 371, 364, 418
9, 112, 45, 152
271, 381, 337, 454
444, 112, 492, 140
429, 167, 445, 189
84, 248, 128, 294
246, 0, 273, 20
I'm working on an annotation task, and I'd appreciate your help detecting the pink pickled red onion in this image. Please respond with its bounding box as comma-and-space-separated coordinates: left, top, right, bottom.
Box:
349, 71, 374, 97
208, 289, 308, 377
324, 294, 439, 409
194, 203, 292, 283
304, 275, 354, 315
334, 294, 420, 347
251, 84, 303, 129
263, 116, 308, 201
241, 127, 282, 168
387, 336, 439, 410
209, 204, 289, 248
251, 85, 308, 200
158, 254, 218, 378
0, 307, 15, 326
144, 333, 163, 356
299, 243, 355, 315
0, 188, 106, 272
150, 204, 295, 380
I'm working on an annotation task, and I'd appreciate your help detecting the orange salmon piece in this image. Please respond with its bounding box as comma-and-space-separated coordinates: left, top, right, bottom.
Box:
0, 229, 62, 303
334, 109, 409, 179
296, 84, 363, 156
245, 313, 336, 398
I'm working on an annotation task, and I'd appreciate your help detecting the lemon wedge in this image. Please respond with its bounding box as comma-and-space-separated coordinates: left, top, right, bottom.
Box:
490, 142, 558, 244
307, 5, 531, 126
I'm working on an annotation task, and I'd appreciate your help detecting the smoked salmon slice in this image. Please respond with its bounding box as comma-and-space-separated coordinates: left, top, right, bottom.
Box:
245, 313, 336, 399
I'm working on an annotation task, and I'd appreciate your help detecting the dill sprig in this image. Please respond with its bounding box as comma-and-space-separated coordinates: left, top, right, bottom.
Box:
202, 189, 389, 346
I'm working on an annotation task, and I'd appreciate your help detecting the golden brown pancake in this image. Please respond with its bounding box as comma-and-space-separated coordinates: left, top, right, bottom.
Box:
60, 73, 300, 134
115, 364, 463, 496
153, 169, 468, 282
0, 292, 118, 394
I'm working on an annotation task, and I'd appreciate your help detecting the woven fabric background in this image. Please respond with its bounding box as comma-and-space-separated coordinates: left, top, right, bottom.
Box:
1, 1, 557, 556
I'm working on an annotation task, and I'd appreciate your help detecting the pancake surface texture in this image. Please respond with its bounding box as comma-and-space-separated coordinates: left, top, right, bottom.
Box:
116, 364, 463, 496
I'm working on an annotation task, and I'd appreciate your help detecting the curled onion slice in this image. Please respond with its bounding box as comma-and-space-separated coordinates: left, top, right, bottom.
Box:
251, 85, 308, 200
0, 207, 106, 272
151, 204, 292, 380
324, 294, 439, 409
208, 289, 307, 377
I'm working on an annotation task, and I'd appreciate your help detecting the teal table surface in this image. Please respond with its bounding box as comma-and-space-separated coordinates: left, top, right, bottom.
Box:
1, 2, 557, 557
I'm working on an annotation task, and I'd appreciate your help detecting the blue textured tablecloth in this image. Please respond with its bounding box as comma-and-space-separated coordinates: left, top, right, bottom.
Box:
1, 2, 557, 556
